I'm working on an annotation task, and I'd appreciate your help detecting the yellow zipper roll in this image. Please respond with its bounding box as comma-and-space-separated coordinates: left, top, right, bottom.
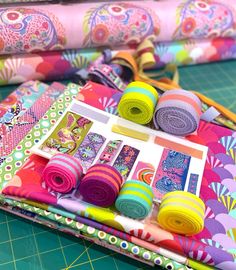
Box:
157, 191, 205, 236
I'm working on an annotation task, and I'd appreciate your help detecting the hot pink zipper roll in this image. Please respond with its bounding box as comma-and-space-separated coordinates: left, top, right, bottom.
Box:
42, 153, 83, 193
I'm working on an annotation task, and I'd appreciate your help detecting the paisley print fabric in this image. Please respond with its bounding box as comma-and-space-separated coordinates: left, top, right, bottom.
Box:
0, 7, 65, 54
82, 2, 160, 47
174, 0, 236, 39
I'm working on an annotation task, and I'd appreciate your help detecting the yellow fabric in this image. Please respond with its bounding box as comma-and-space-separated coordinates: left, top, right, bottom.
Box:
157, 191, 205, 236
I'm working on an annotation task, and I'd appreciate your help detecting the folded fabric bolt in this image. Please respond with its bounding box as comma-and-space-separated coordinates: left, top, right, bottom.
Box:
153, 89, 202, 136
78, 164, 123, 207
42, 154, 83, 193
118, 81, 158, 125
157, 191, 205, 236
115, 180, 154, 220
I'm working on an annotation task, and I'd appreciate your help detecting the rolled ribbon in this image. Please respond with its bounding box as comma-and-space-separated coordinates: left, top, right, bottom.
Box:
157, 191, 205, 236
42, 154, 83, 193
115, 180, 154, 220
118, 81, 158, 125
153, 89, 202, 136
88, 64, 126, 92
78, 164, 123, 207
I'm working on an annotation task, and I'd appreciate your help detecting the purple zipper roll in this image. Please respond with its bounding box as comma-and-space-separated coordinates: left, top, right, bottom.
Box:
77, 164, 123, 207
153, 89, 202, 136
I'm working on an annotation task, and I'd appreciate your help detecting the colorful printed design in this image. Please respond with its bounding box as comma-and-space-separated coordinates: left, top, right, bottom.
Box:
73, 132, 106, 172
77, 81, 122, 115
174, 0, 236, 39
132, 162, 155, 185
82, 2, 160, 47
1, 84, 236, 268
0, 7, 65, 54
153, 36, 236, 72
152, 149, 191, 201
2, 37, 236, 87
97, 140, 122, 165
40, 111, 93, 156
201, 100, 236, 131
113, 145, 140, 180
0, 49, 101, 86
2, 154, 57, 205
187, 173, 199, 194
0, 81, 48, 138
0, 82, 65, 164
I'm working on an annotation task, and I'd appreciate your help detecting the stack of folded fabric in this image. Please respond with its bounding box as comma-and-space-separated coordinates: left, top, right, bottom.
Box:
1, 0, 236, 85
0, 78, 236, 270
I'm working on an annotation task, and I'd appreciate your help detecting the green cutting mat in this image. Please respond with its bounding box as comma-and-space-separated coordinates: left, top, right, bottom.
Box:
0, 60, 236, 270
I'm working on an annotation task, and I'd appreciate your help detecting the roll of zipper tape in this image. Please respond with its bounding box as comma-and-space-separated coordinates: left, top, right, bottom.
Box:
78, 164, 123, 207
157, 191, 205, 236
153, 89, 201, 136
43, 153, 83, 193
115, 180, 154, 219
118, 81, 158, 125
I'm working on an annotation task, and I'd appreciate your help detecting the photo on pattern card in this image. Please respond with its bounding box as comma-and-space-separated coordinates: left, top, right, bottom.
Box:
152, 148, 191, 201
39, 111, 93, 156
132, 161, 155, 185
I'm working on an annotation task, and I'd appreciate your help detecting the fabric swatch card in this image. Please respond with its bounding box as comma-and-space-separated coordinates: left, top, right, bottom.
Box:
152, 149, 191, 202
32, 99, 208, 197
39, 111, 93, 157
